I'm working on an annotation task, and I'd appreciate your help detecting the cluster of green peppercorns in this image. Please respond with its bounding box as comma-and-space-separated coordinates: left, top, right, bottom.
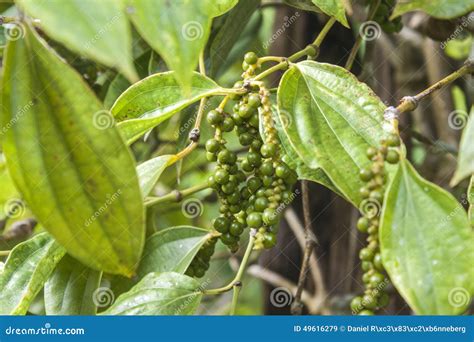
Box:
186, 52, 297, 278
351, 133, 401, 315
369, 0, 403, 33
186, 237, 218, 278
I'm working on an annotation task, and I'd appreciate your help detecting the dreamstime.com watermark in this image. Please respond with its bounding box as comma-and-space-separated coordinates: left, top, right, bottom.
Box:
440, 13, 474, 49
84, 189, 122, 227
5, 323, 85, 336
270, 287, 293, 308
83, 12, 123, 50
1, 101, 34, 137
263, 12, 300, 50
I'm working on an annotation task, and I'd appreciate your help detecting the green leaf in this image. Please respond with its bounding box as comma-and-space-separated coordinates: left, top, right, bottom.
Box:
111, 71, 223, 144
277, 61, 392, 205
311, 0, 349, 27
284, 0, 321, 12
207, 0, 239, 17
137, 155, 176, 198
127, 0, 215, 91
208, 0, 260, 77
380, 159, 474, 315
0, 233, 66, 315
2, 25, 145, 276
391, 0, 474, 20
137, 226, 213, 278
272, 106, 344, 198
44, 255, 102, 315
101, 272, 202, 315
16, 0, 137, 82
450, 107, 474, 186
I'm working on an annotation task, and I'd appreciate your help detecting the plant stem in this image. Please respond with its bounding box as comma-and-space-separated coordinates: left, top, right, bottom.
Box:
144, 183, 209, 207
253, 17, 337, 81
203, 230, 256, 295
230, 285, 241, 315
291, 180, 315, 315
313, 17, 337, 47
344, 0, 381, 70
0, 250, 11, 257
396, 61, 474, 114
0, 16, 18, 24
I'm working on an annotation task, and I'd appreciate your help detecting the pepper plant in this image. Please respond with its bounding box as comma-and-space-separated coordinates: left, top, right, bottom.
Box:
0, 0, 473, 316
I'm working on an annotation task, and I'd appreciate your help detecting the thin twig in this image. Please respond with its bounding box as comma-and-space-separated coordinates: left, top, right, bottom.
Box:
285, 208, 329, 314
292, 181, 316, 314
396, 61, 474, 114
145, 183, 209, 207
344, 0, 381, 70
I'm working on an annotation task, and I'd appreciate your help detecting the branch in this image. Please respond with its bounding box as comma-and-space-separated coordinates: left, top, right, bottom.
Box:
291, 181, 316, 314
345, 0, 381, 70
253, 17, 337, 81
284, 208, 329, 313
396, 61, 474, 114
144, 183, 209, 207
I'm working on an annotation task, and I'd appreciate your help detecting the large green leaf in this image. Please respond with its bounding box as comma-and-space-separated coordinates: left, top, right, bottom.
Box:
137, 226, 213, 278
451, 107, 474, 186
2, 25, 145, 277
127, 0, 215, 91
311, 0, 349, 27
277, 61, 392, 205
137, 155, 176, 198
380, 159, 474, 315
0, 233, 66, 315
101, 272, 202, 315
111, 71, 224, 144
271, 106, 344, 199
16, 0, 137, 82
44, 255, 102, 315
391, 0, 474, 20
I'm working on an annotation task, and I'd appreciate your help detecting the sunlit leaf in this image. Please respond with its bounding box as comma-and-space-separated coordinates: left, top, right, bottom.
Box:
102, 272, 202, 315
16, 0, 137, 81
381, 159, 474, 314
2, 25, 145, 276
0, 233, 66, 315
44, 255, 102, 315
137, 226, 213, 277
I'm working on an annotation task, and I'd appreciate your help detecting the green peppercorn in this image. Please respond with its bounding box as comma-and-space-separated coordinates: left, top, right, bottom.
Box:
244, 51, 258, 65
359, 168, 373, 182
239, 133, 254, 146
357, 217, 370, 233
275, 163, 290, 178
221, 117, 235, 132
207, 110, 223, 125
218, 149, 236, 164
247, 212, 263, 228
359, 247, 374, 261
248, 93, 261, 108
247, 151, 262, 167
254, 197, 269, 212
386, 149, 399, 164
350, 296, 363, 312
247, 177, 262, 192
358, 309, 374, 315
386, 133, 401, 147
362, 294, 377, 309
214, 169, 229, 184
366, 147, 378, 159
229, 221, 244, 237
263, 232, 277, 248
263, 208, 278, 225
213, 216, 230, 233
261, 143, 277, 158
